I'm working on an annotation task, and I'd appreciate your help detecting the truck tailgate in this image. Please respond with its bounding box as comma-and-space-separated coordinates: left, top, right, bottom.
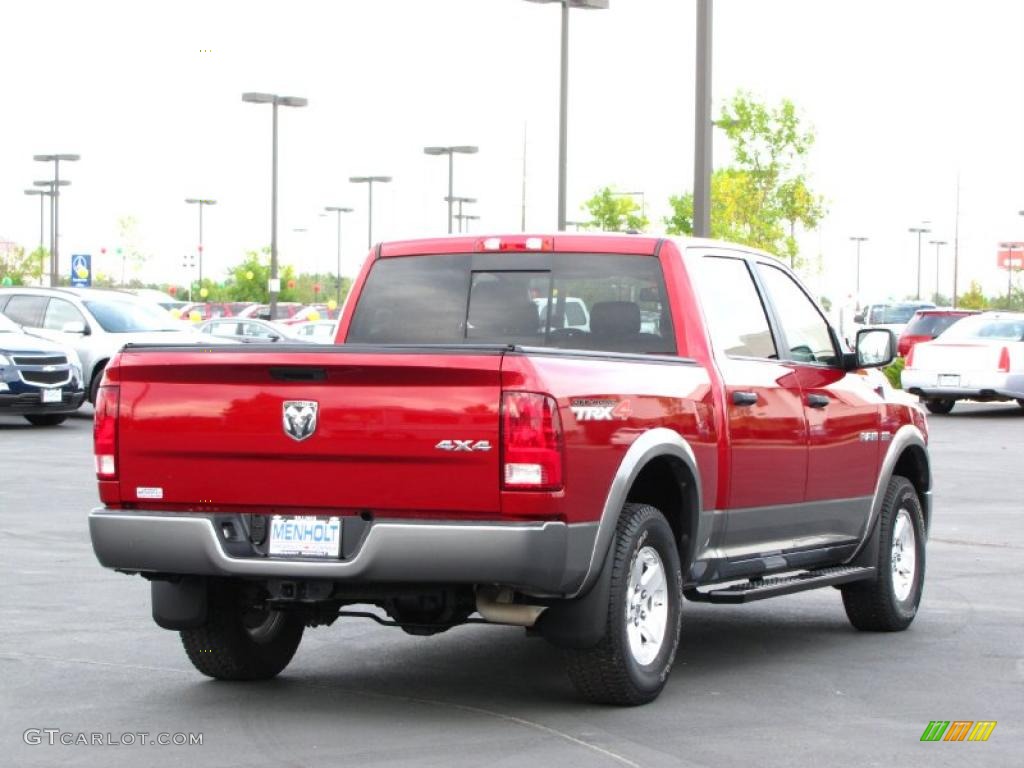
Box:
114, 347, 504, 515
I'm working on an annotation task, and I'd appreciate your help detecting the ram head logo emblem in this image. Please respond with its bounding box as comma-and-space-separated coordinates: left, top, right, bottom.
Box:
282, 400, 318, 442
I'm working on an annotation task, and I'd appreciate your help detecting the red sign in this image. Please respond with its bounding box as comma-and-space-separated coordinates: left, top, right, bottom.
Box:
997, 243, 1024, 270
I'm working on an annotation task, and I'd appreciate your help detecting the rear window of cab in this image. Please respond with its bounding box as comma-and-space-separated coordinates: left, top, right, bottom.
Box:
346, 253, 676, 355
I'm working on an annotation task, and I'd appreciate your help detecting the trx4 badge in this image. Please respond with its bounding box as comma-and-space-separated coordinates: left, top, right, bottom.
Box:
570, 398, 632, 422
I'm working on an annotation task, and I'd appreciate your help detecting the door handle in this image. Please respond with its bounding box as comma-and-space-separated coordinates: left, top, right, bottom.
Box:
732, 391, 758, 406
806, 394, 829, 409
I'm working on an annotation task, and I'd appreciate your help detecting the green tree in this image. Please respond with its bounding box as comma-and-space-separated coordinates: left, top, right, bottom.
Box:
581, 187, 649, 232
0, 244, 44, 285
957, 281, 988, 310
664, 91, 826, 271
223, 249, 298, 303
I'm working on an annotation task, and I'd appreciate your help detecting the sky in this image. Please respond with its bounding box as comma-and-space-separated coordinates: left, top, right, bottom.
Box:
1, 0, 1023, 306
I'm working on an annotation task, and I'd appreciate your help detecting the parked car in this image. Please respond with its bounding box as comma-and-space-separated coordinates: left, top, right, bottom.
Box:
89, 233, 930, 706
174, 301, 256, 322
126, 289, 188, 312
855, 301, 936, 338
0, 287, 231, 403
236, 302, 304, 321
0, 311, 86, 425
196, 318, 308, 343
897, 308, 980, 358
290, 320, 338, 343
533, 296, 590, 331
901, 311, 1024, 413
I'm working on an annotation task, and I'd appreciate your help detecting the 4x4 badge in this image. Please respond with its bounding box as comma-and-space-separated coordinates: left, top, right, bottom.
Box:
283, 400, 318, 442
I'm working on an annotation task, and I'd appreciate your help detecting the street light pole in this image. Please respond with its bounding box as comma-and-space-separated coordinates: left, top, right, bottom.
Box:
524, 0, 608, 231
242, 92, 307, 321
33, 180, 70, 286
908, 225, 931, 300
693, 0, 713, 237
349, 176, 393, 249
1001, 242, 1021, 307
325, 206, 354, 306
23, 189, 49, 284
33, 154, 79, 286
462, 214, 480, 233
849, 236, 868, 310
928, 240, 947, 303
445, 196, 477, 233
185, 198, 216, 287
424, 146, 478, 233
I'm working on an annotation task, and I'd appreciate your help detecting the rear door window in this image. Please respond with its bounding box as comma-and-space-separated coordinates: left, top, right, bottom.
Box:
43, 298, 86, 331
3, 295, 48, 327
347, 253, 676, 354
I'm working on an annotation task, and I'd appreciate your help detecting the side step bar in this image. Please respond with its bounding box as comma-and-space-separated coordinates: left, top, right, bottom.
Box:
685, 566, 876, 604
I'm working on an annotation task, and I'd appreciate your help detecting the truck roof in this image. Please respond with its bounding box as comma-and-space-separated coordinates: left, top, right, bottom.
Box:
377, 233, 732, 258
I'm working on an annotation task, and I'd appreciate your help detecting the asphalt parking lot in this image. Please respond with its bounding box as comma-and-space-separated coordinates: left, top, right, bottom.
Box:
1, 403, 1021, 767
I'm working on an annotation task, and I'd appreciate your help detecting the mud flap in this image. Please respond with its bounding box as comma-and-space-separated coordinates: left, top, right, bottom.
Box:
535, 536, 615, 649
152, 577, 208, 630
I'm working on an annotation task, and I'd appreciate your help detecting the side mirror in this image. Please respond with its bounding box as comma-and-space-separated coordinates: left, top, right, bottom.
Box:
853, 328, 895, 369
268, 334, 281, 342
853, 312, 865, 324
62, 321, 88, 335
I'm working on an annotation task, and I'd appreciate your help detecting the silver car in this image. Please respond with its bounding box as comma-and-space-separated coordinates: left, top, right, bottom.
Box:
0, 287, 232, 403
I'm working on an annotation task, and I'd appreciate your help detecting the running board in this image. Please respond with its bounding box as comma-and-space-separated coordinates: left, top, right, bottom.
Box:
685, 566, 876, 604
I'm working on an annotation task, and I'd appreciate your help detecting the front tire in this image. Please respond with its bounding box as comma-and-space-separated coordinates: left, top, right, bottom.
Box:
564, 503, 683, 705
841, 476, 925, 631
24, 414, 67, 426
924, 398, 955, 414
180, 580, 304, 680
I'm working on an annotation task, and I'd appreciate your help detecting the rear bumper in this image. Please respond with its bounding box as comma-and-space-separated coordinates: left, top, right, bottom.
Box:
89, 509, 596, 597
902, 370, 1024, 400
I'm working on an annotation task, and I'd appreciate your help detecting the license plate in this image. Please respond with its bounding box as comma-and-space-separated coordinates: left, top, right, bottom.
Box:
938, 374, 960, 387
41, 389, 62, 403
268, 516, 342, 558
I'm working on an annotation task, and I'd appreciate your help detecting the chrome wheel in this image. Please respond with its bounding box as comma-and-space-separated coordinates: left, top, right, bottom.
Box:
891, 508, 917, 602
625, 545, 669, 666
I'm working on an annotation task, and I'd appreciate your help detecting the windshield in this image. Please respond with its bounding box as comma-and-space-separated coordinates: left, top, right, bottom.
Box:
84, 300, 180, 333
938, 315, 1024, 342
906, 313, 972, 336
0, 312, 21, 333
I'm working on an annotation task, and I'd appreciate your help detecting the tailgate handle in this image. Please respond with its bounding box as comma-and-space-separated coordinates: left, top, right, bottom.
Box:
732, 391, 758, 406
270, 367, 327, 382
806, 394, 830, 409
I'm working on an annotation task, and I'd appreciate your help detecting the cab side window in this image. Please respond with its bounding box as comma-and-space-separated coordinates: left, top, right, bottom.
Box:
757, 263, 838, 366
697, 256, 778, 359
43, 298, 86, 331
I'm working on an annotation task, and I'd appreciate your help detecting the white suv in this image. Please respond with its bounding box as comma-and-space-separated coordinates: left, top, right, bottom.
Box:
0, 287, 233, 403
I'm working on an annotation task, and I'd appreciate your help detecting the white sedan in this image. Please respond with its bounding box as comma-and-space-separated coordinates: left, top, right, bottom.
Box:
901, 311, 1024, 414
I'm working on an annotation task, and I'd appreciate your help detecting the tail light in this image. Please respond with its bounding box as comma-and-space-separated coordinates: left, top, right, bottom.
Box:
905, 345, 916, 368
501, 391, 563, 491
94, 384, 120, 479
998, 347, 1011, 373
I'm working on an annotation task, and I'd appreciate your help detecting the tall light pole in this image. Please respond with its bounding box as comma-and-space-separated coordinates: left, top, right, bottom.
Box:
525, 0, 609, 231
24, 189, 49, 285
849, 236, 868, 310
185, 198, 216, 287
242, 92, 307, 320
349, 176, 392, 249
462, 214, 480, 233
33, 180, 69, 285
928, 239, 947, 303
908, 225, 931, 300
445, 196, 477, 233
33, 154, 79, 287
693, 0, 713, 237
325, 206, 354, 305
424, 146, 478, 233
1000, 242, 1021, 307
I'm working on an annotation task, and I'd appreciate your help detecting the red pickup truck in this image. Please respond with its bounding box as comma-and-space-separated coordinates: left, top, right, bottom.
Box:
89, 234, 932, 705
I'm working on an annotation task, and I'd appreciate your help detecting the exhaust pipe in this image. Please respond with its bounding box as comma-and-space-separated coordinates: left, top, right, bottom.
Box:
475, 587, 547, 627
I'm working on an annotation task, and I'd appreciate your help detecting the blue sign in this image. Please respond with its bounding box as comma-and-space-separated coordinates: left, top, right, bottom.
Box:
70, 254, 91, 287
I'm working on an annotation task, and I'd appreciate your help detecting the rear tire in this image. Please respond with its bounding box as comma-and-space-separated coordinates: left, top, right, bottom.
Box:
24, 414, 67, 426
564, 503, 683, 705
180, 580, 304, 680
841, 476, 925, 631
924, 398, 955, 415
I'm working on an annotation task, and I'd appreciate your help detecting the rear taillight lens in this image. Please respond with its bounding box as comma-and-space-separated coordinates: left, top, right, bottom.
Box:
998, 347, 1011, 373
905, 345, 915, 368
94, 384, 120, 479
501, 391, 563, 491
